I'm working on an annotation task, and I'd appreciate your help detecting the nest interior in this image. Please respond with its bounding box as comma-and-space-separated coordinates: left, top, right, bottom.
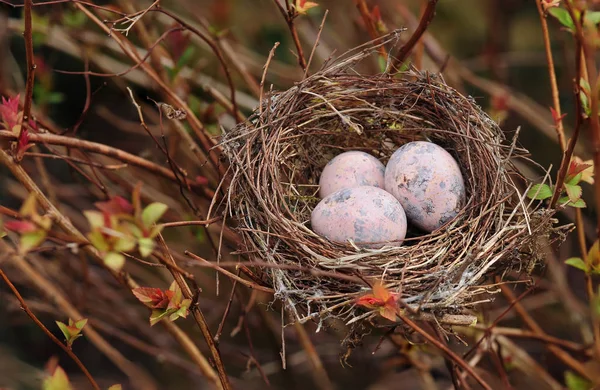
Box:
221, 44, 559, 330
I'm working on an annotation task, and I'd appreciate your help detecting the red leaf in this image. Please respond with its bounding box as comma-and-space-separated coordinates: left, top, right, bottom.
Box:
567, 159, 593, 180
132, 287, 170, 309
165, 26, 190, 62
1, 94, 19, 116
491, 92, 510, 111
549, 106, 567, 127
0, 94, 20, 130
196, 175, 208, 186
95, 196, 134, 215
371, 5, 382, 22
4, 220, 37, 233
356, 281, 399, 321
17, 128, 31, 152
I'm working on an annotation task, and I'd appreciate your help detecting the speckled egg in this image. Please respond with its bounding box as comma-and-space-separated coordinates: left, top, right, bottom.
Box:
318, 151, 385, 198
311, 186, 407, 248
384, 141, 466, 232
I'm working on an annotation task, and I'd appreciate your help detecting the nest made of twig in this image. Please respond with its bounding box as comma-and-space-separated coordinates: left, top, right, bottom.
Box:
219, 35, 562, 333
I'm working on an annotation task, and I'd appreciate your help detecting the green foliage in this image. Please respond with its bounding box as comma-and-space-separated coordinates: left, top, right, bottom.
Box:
84, 186, 168, 271
56, 318, 88, 348
132, 281, 191, 326
527, 183, 552, 200
565, 370, 592, 390
42, 366, 72, 390
3, 194, 52, 254
549, 7, 574, 31
526, 157, 594, 208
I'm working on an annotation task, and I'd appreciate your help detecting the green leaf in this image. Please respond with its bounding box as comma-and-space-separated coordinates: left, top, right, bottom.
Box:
565, 257, 588, 272
377, 55, 387, 73
43, 366, 73, 390
87, 231, 109, 252
84, 210, 105, 229
138, 237, 155, 257
113, 236, 136, 252
176, 46, 196, 70
558, 196, 586, 208
142, 203, 168, 228
566, 172, 583, 185
549, 7, 574, 31
585, 11, 600, 26
46, 92, 65, 105
63, 10, 86, 28
527, 183, 553, 200
73, 318, 88, 330
20, 231, 47, 253
564, 183, 582, 202
104, 252, 125, 272
570, 198, 587, 208
56, 321, 72, 341
108, 385, 123, 390
149, 309, 172, 326
565, 370, 592, 390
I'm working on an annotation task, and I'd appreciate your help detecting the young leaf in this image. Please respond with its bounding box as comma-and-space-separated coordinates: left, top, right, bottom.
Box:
356, 281, 399, 322
108, 385, 123, 390
149, 309, 172, 326
56, 321, 73, 341
565, 257, 588, 272
43, 365, 73, 390
585, 11, 600, 26
20, 230, 47, 254
142, 202, 168, 228
564, 183, 582, 202
526, 183, 553, 200
132, 287, 170, 309
138, 237, 155, 258
570, 198, 587, 208
73, 318, 88, 330
295, 0, 318, 14
103, 252, 125, 271
565, 370, 592, 390
548, 7, 574, 31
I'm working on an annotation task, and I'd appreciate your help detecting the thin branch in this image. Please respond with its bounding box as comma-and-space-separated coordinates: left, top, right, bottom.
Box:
157, 235, 232, 390
396, 311, 492, 390
271, 0, 307, 71
0, 267, 101, 390
21, 0, 35, 133
0, 130, 208, 193
393, 0, 439, 69
500, 283, 599, 382
535, 0, 566, 151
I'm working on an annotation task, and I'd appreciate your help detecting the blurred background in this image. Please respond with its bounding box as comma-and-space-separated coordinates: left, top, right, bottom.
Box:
0, 0, 597, 389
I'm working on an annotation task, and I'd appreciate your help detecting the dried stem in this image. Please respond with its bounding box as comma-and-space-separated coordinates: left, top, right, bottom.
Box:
0, 267, 101, 390
157, 236, 231, 390
500, 283, 598, 382
535, 0, 566, 151
293, 322, 333, 390
271, 0, 307, 71
393, 0, 439, 69
396, 312, 492, 390
21, 0, 35, 132
0, 130, 206, 193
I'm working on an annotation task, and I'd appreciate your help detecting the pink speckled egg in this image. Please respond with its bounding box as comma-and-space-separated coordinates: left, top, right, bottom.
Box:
384, 141, 466, 232
318, 151, 385, 198
311, 186, 407, 248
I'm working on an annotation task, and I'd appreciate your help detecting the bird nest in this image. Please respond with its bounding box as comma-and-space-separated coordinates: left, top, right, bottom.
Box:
220, 36, 562, 334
